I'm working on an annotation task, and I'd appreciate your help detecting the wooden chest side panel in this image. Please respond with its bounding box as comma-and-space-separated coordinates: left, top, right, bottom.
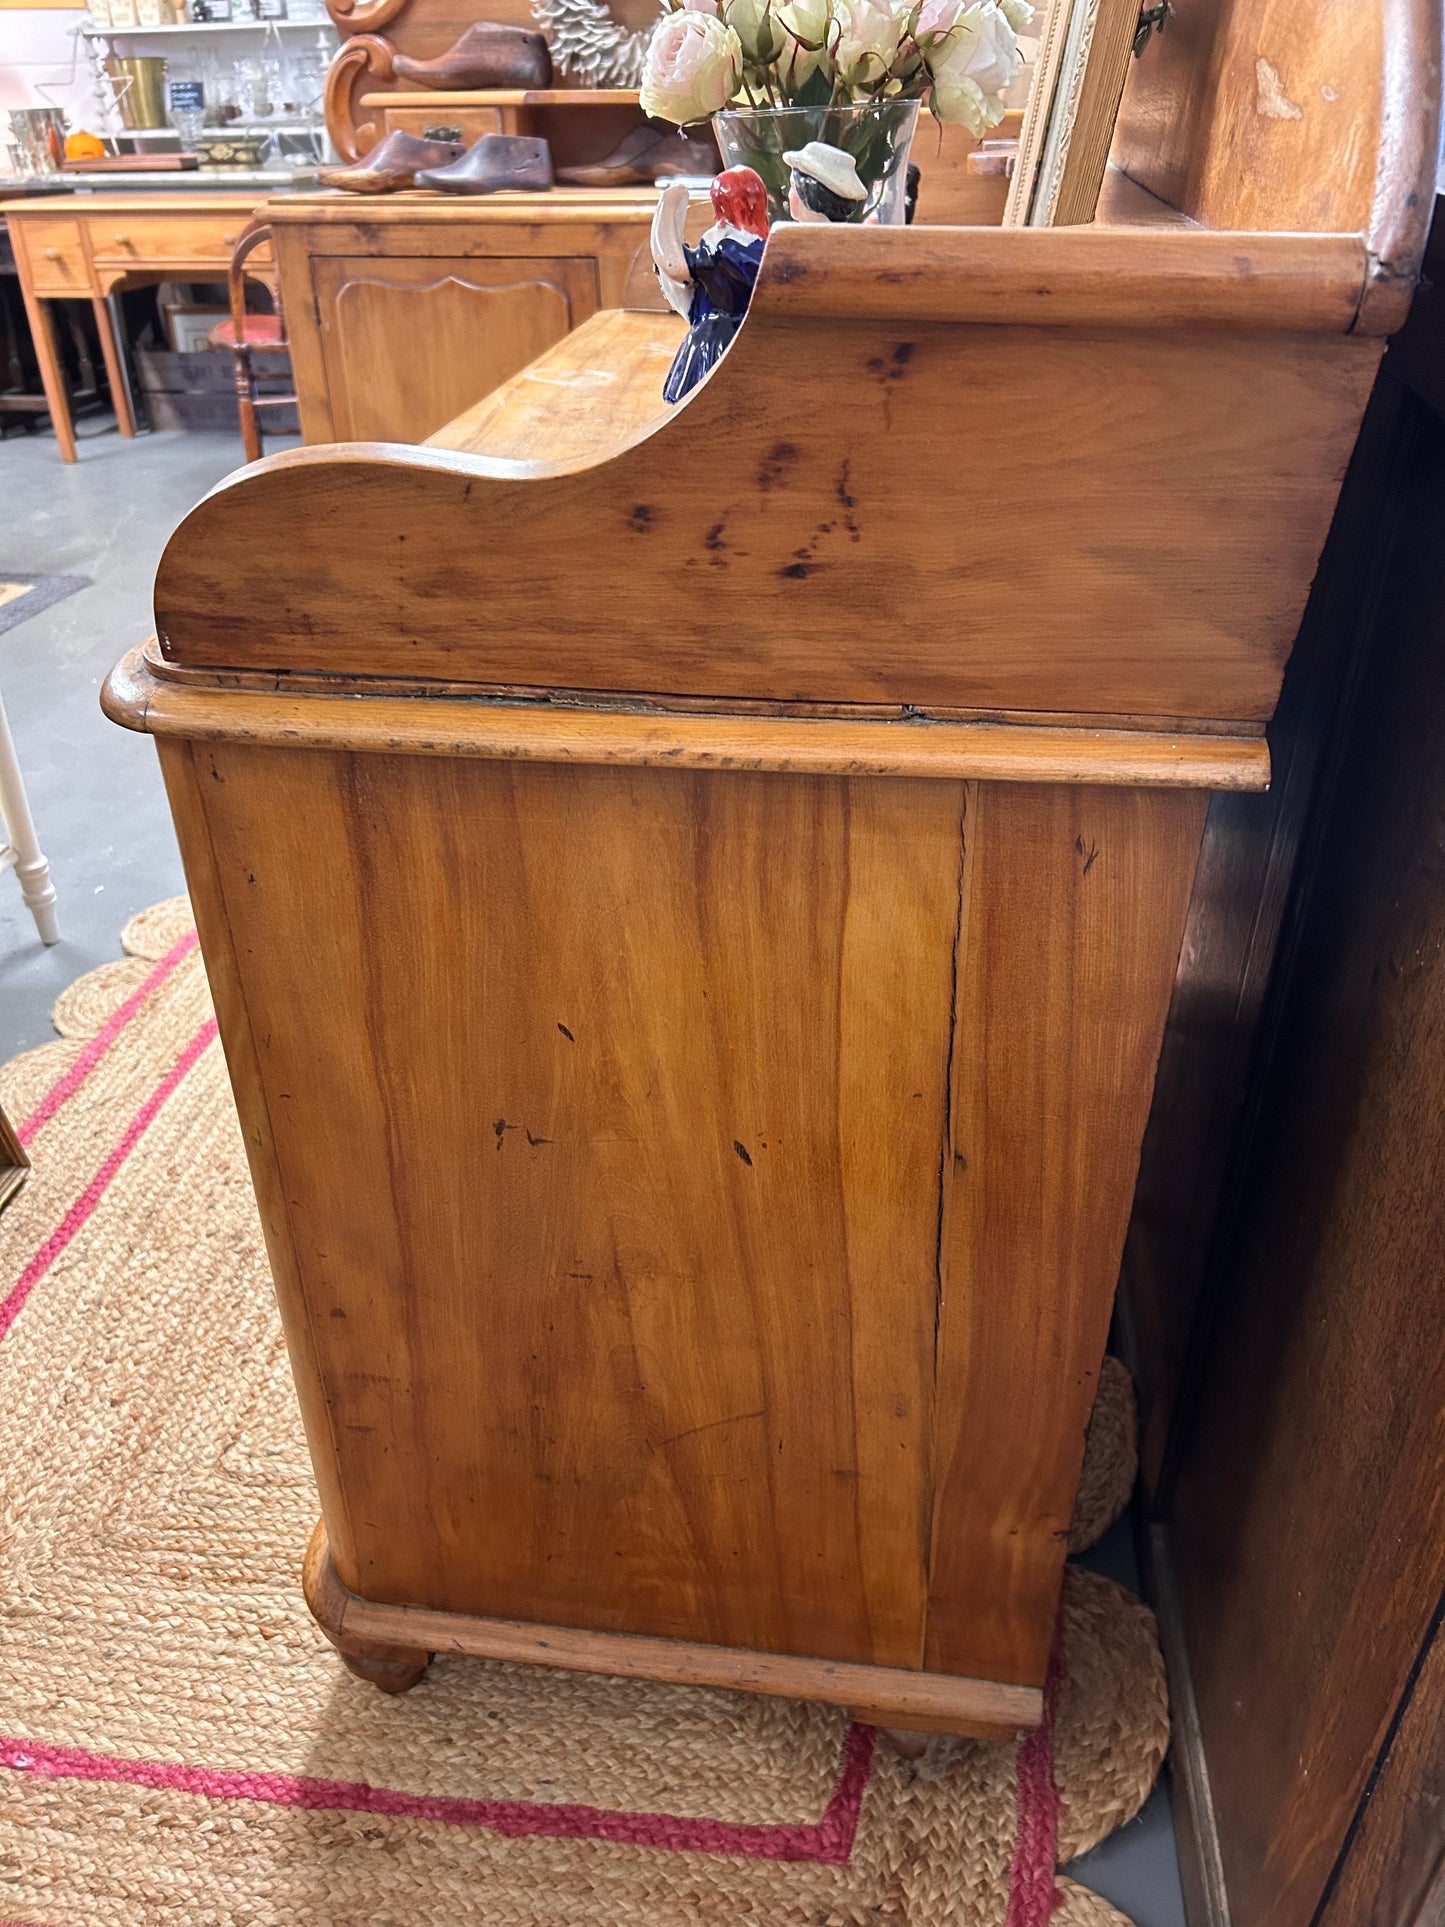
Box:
188, 743, 965, 1668
927, 782, 1208, 1684
155, 323, 1380, 723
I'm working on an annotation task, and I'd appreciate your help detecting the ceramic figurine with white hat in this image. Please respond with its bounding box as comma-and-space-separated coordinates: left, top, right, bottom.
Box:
784, 141, 870, 224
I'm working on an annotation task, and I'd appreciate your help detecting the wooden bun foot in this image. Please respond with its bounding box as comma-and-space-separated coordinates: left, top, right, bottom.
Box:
302, 1518, 431, 1694
336, 1646, 431, 1695
870, 1725, 933, 1759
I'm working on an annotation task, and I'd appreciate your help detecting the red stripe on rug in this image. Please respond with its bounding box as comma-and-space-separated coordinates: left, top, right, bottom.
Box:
17, 929, 199, 1147
1005, 1624, 1064, 1925
0, 1018, 217, 1344
0, 1723, 875, 1864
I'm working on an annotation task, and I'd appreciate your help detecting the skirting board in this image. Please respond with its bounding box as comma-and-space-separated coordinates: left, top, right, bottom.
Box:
1142, 1521, 1232, 1927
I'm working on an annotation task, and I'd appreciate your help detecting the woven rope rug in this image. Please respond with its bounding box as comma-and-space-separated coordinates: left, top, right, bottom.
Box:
0, 901, 1168, 1927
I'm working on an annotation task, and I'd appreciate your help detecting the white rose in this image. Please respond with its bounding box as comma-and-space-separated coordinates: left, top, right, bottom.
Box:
640, 9, 744, 122
724, 0, 783, 61
931, 68, 1007, 132
776, 0, 834, 90
926, 1, 1022, 126
777, 0, 830, 47
999, 0, 1033, 28
832, 0, 905, 87
914, 0, 962, 39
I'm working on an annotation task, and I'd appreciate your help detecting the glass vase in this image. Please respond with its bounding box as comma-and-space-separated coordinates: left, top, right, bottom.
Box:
713, 99, 921, 226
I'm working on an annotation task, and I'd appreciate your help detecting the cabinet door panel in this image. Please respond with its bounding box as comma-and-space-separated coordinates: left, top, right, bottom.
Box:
314, 256, 598, 443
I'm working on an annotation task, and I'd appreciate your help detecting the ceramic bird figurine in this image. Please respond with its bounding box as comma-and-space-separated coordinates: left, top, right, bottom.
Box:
783, 140, 870, 223
651, 166, 770, 404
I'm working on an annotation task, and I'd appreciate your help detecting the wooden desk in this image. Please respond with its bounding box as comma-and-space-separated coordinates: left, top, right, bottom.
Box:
5, 191, 271, 462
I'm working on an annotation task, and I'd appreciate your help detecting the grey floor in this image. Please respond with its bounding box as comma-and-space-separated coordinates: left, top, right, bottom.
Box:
0, 415, 1188, 1927
0, 417, 253, 1051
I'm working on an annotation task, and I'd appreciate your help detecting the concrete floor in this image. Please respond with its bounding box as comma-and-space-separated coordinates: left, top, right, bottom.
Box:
0, 416, 1189, 1927
0, 418, 251, 1052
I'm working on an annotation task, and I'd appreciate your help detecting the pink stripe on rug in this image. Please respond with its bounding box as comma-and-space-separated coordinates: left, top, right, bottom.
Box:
0, 1724, 875, 1865
1005, 1625, 1064, 1925
17, 929, 198, 1147
0, 1018, 217, 1345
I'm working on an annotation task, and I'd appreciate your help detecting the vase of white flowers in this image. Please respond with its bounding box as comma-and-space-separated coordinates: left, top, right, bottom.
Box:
715, 99, 919, 223
639, 0, 1031, 224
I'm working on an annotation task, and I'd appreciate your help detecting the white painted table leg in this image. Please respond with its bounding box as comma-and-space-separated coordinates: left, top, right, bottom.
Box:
0, 694, 58, 945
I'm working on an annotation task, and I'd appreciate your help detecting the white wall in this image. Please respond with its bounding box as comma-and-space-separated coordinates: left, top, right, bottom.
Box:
0, 10, 101, 126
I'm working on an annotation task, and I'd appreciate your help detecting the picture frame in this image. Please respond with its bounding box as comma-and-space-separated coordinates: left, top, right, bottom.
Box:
164, 303, 228, 353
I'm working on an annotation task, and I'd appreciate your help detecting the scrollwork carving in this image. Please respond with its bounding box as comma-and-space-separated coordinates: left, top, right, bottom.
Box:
323, 32, 396, 163
326, 0, 410, 31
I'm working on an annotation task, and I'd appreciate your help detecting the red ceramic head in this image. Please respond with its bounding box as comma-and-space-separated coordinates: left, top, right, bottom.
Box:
711, 166, 770, 240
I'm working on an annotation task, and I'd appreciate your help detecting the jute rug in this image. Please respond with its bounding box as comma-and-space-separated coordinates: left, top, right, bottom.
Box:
0, 901, 1169, 1927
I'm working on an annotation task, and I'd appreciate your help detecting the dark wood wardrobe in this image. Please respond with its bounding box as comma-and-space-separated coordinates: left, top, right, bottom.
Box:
1125, 197, 1445, 1927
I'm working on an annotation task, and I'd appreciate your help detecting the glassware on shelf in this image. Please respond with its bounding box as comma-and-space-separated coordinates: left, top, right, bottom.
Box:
234, 52, 284, 118
285, 38, 326, 118
165, 54, 206, 145
206, 50, 245, 123
7, 109, 68, 177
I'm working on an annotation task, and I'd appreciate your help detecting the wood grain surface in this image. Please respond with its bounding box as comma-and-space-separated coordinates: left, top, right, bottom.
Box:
304, 1523, 1041, 1737
927, 781, 1208, 1683
143, 691, 1214, 1705
426, 309, 681, 460
314, 255, 596, 444
153, 296, 1380, 722
740, 225, 1369, 331
188, 743, 964, 1665
1168, 402, 1445, 1927
1112, 0, 1441, 332
104, 647, 1272, 789
1317, 1603, 1445, 1927
156, 737, 365, 1586
263, 198, 662, 443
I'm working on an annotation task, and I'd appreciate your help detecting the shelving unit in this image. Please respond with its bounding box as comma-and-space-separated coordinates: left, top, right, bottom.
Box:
377, 88, 642, 106
80, 19, 335, 35
75, 15, 336, 157
358, 86, 651, 172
